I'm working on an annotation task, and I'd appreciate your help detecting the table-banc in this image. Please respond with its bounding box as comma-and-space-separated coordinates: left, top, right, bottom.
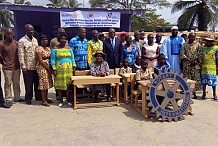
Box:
135, 79, 196, 118
119, 73, 136, 103
71, 75, 121, 109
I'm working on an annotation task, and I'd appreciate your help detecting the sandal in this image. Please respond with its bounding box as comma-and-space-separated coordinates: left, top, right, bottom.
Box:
214, 95, 217, 100
41, 102, 50, 106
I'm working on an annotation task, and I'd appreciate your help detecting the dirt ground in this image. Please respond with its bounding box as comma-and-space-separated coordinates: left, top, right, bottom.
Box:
0, 74, 218, 146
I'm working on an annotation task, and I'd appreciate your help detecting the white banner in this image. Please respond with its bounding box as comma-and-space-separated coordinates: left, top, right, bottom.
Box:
60, 10, 120, 28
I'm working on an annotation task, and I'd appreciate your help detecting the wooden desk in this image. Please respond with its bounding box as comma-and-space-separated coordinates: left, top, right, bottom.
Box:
119, 73, 135, 104
71, 75, 121, 109
137, 79, 196, 118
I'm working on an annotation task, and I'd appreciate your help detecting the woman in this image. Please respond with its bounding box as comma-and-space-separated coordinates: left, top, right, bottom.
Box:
50, 33, 76, 107
90, 51, 110, 102
201, 35, 218, 100
180, 33, 202, 99
36, 34, 53, 106
123, 35, 139, 66
142, 34, 160, 71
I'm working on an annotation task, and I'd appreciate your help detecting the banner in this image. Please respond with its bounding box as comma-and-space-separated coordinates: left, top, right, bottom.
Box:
60, 10, 120, 28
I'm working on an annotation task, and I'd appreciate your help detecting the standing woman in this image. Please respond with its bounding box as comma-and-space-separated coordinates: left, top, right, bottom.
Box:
201, 35, 218, 100
123, 35, 139, 67
50, 33, 76, 107
36, 34, 53, 106
142, 34, 160, 71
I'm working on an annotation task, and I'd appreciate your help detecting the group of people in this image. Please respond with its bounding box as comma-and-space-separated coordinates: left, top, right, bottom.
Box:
0, 24, 217, 109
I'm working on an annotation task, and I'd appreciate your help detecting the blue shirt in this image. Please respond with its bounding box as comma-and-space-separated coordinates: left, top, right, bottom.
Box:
69, 35, 88, 69
123, 45, 139, 66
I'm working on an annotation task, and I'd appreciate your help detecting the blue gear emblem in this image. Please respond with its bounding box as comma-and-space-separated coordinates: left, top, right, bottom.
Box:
146, 70, 194, 122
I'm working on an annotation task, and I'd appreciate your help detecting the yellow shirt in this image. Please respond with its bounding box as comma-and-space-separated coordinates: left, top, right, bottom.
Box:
87, 39, 103, 65
136, 68, 153, 81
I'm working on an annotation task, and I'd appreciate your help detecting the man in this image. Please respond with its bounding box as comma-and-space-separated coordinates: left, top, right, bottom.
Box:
139, 30, 146, 41
50, 28, 68, 49
87, 30, 103, 65
160, 26, 185, 74
155, 33, 162, 46
98, 32, 105, 42
0, 29, 24, 103
180, 32, 202, 98
133, 30, 145, 57
69, 27, 88, 70
18, 24, 42, 105
103, 28, 123, 69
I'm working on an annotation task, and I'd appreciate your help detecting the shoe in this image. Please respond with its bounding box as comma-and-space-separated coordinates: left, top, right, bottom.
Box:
193, 95, 197, 99
41, 102, 50, 106
66, 101, 73, 106
0, 103, 11, 108
47, 99, 53, 103
26, 101, 32, 105
59, 102, 63, 107
201, 96, 206, 100
56, 96, 60, 101
5, 100, 13, 106
214, 95, 217, 100
14, 98, 25, 102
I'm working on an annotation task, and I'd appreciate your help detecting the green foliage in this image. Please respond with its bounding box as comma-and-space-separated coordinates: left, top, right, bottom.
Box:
14, 0, 31, 5
47, 0, 82, 8
131, 9, 169, 32
171, 0, 218, 31
89, 0, 171, 9
0, 0, 13, 27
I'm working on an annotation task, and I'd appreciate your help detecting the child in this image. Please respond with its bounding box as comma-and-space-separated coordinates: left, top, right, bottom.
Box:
136, 59, 153, 82
132, 56, 141, 73
119, 59, 132, 96
154, 53, 170, 75
119, 59, 132, 75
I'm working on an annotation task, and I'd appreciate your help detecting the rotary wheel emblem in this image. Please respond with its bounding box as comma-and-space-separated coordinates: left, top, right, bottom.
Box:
146, 70, 194, 122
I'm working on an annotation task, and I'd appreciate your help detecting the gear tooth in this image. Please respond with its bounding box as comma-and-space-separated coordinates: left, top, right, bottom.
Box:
147, 83, 152, 87
180, 115, 185, 120
156, 113, 161, 117
151, 108, 156, 113
168, 117, 172, 122
180, 73, 184, 78
146, 90, 149, 94
158, 70, 162, 75
148, 102, 152, 107
189, 100, 194, 104
184, 111, 189, 115
175, 71, 178, 75
174, 117, 179, 122
184, 77, 188, 81
162, 116, 166, 121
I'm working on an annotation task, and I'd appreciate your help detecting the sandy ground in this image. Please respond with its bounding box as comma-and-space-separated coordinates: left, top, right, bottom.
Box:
0, 72, 218, 146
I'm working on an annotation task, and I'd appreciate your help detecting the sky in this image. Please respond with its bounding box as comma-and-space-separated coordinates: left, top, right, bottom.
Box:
6, 0, 181, 24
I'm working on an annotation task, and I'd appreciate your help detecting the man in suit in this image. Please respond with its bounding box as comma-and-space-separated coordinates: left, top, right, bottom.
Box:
103, 28, 123, 69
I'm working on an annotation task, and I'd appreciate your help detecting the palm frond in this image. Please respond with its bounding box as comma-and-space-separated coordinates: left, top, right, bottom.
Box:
171, 0, 198, 13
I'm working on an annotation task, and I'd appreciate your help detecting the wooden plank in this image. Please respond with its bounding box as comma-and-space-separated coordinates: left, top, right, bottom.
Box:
75, 102, 119, 108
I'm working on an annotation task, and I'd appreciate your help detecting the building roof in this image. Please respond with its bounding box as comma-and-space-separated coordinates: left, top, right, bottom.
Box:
0, 4, 143, 14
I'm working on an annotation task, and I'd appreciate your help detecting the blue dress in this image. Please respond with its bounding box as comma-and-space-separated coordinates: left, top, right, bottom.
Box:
154, 64, 170, 74
123, 45, 139, 66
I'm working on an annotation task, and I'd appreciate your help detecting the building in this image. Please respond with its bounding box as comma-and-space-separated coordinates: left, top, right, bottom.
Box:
0, 4, 143, 40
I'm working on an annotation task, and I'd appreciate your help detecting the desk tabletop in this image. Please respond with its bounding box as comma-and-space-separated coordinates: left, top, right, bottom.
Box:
71, 75, 121, 81
119, 73, 136, 78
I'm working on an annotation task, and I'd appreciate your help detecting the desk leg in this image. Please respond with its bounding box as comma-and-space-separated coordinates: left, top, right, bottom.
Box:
141, 86, 149, 118
116, 83, 120, 106
123, 78, 128, 103
73, 85, 77, 110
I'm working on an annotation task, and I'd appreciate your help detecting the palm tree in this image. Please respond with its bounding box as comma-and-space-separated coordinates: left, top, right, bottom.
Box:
14, 0, 31, 5
0, 0, 14, 27
67, 0, 82, 8
47, 0, 68, 7
171, 0, 218, 31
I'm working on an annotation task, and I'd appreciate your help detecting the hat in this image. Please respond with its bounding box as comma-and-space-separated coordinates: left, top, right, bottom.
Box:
93, 51, 106, 58
120, 31, 127, 36
171, 26, 178, 30
204, 35, 215, 41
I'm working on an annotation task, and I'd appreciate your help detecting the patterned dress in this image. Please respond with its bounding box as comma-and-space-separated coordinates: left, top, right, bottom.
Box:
123, 45, 139, 66
180, 41, 202, 91
90, 61, 110, 93
36, 46, 53, 90
201, 45, 218, 86
50, 48, 76, 90
87, 39, 103, 65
